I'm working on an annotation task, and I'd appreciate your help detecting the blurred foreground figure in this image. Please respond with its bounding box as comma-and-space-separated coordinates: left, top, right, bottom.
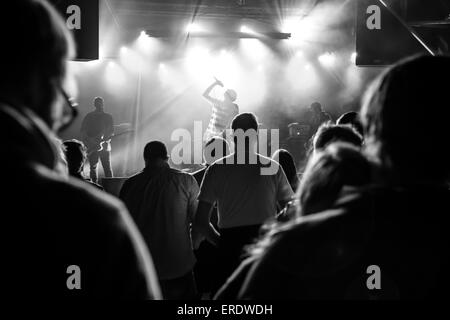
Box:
222, 55, 450, 299
0, 0, 160, 299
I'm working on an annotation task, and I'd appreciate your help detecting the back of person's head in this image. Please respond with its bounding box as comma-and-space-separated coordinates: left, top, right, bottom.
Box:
272, 149, 299, 190
62, 139, 86, 176
313, 123, 363, 151
143, 141, 169, 164
298, 142, 371, 215
310, 102, 322, 113
0, 0, 75, 127
231, 112, 258, 132
337, 111, 364, 136
361, 55, 450, 184
248, 143, 371, 258
204, 136, 230, 164
231, 112, 259, 152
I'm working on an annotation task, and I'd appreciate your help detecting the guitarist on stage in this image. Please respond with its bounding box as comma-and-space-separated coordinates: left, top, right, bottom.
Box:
80, 97, 114, 183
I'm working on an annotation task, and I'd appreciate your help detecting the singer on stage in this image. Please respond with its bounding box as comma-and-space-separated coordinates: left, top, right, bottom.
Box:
202, 78, 239, 142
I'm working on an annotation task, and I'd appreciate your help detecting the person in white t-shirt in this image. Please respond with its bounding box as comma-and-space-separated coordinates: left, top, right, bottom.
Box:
194, 112, 294, 294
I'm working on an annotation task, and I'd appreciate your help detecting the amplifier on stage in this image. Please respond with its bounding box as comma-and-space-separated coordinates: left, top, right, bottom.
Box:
288, 123, 310, 139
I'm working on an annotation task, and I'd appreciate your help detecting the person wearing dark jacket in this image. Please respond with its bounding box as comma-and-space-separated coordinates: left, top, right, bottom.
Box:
0, 0, 161, 299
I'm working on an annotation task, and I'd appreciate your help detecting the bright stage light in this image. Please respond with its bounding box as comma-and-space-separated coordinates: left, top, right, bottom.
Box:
105, 61, 126, 90
350, 52, 357, 64
283, 17, 316, 42
240, 38, 268, 62
240, 25, 255, 34
186, 23, 203, 33
186, 47, 210, 63
119, 46, 145, 74
318, 52, 336, 67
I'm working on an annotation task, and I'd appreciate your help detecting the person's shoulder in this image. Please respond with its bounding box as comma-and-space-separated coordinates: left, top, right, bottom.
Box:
192, 166, 206, 181
36, 165, 126, 222
261, 198, 370, 269
170, 167, 198, 183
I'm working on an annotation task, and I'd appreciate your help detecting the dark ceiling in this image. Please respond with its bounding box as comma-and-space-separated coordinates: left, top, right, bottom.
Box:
104, 0, 325, 32
103, 0, 450, 53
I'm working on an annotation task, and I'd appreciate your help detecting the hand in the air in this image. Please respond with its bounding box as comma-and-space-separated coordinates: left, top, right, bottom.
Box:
215, 79, 224, 87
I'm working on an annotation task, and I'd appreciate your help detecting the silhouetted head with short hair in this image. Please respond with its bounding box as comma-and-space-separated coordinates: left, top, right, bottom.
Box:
310, 102, 323, 113
62, 139, 87, 178
231, 112, 259, 152
337, 111, 364, 136
94, 97, 104, 112
313, 123, 363, 152
361, 55, 450, 184
143, 141, 169, 167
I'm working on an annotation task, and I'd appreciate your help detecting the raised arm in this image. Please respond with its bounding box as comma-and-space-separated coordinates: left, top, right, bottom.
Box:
202, 79, 223, 105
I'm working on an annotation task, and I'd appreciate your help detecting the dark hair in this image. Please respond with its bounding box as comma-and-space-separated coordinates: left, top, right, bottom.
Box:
0, 0, 75, 101
62, 139, 86, 176
231, 113, 258, 132
143, 141, 168, 162
298, 142, 371, 215
361, 55, 450, 184
310, 102, 322, 112
313, 123, 363, 151
337, 111, 364, 136
248, 143, 371, 257
272, 149, 299, 191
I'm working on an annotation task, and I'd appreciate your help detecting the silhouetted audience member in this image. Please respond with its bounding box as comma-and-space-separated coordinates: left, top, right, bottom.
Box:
62, 139, 104, 190
192, 136, 230, 296
272, 149, 300, 192
225, 55, 450, 299
120, 141, 200, 300
194, 112, 294, 294
279, 143, 371, 222
215, 143, 371, 299
0, 0, 160, 299
313, 123, 363, 152
308, 101, 332, 136
337, 111, 364, 136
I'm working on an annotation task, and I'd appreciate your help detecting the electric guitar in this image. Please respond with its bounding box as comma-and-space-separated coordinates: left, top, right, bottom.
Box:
84, 130, 133, 156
